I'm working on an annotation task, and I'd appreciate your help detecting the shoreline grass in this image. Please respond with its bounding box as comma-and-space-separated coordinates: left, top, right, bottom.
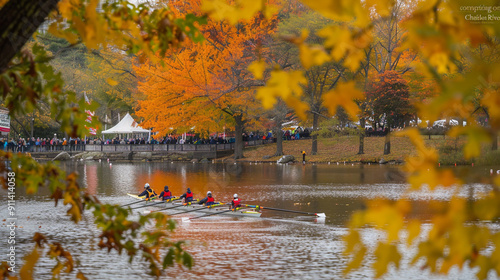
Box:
226, 135, 499, 166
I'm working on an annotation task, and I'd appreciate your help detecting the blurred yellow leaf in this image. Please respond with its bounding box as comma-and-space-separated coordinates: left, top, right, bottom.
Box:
449, 126, 491, 159
407, 219, 421, 246
20, 248, 40, 280
473, 192, 500, 221
343, 229, 362, 255
373, 242, 401, 278
344, 246, 366, 275
202, 0, 277, 24
318, 25, 371, 71
395, 129, 460, 189
318, 25, 352, 60
366, 0, 394, 17
248, 60, 266, 80
301, 0, 370, 27
77, 271, 88, 280
482, 89, 500, 129
322, 81, 364, 119
284, 96, 310, 120
256, 69, 307, 117
106, 78, 118, 86
299, 43, 331, 69
52, 262, 64, 277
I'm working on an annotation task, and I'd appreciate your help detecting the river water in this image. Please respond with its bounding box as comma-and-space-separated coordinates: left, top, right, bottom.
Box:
0, 161, 497, 279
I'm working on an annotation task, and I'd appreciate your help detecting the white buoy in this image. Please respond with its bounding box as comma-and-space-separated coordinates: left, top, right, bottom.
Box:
99, 159, 101, 162
497, 170, 500, 175
328, 162, 330, 165
110, 163, 112, 167
107, 158, 109, 162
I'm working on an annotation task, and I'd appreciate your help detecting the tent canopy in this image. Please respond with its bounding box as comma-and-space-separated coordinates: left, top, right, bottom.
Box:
102, 113, 150, 134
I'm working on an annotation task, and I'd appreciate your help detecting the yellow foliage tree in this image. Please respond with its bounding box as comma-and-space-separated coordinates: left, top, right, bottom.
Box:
204, 0, 500, 278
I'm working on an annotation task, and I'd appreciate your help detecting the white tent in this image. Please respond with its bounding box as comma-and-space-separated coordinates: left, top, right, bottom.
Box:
101, 113, 150, 141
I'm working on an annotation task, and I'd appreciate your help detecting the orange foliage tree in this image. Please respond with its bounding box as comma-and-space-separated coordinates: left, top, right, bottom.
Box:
134, 0, 278, 158
366, 70, 412, 154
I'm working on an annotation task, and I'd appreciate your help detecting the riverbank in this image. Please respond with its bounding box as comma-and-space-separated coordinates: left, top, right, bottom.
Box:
222, 135, 500, 166
32, 134, 500, 166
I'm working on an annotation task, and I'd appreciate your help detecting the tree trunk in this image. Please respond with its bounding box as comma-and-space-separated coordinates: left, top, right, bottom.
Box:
312, 113, 318, 155
358, 117, 365, 154
275, 127, 283, 156
384, 129, 391, 155
233, 115, 244, 159
493, 130, 498, 151
0, 0, 60, 72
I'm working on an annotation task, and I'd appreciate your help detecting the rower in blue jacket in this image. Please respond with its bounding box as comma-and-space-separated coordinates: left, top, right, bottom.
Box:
198, 191, 215, 206
138, 183, 157, 200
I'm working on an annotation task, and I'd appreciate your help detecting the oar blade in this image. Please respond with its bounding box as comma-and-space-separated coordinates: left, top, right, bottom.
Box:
315, 213, 326, 218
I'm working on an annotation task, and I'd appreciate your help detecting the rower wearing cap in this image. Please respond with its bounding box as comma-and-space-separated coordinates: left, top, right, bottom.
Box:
138, 183, 157, 200
180, 188, 194, 203
231, 193, 241, 209
159, 185, 172, 201
198, 191, 215, 206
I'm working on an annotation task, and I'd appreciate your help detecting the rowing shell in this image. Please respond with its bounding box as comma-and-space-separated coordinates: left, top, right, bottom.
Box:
169, 203, 262, 218
125, 193, 261, 218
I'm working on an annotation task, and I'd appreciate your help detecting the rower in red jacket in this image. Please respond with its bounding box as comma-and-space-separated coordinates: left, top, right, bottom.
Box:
198, 191, 215, 206
159, 185, 172, 201
180, 188, 194, 203
231, 193, 241, 209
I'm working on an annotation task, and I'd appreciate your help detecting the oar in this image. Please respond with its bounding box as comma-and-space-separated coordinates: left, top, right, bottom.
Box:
183, 208, 235, 221
168, 203, 226, 216
130, 197, 181, 210
243, 204, 326, 218
148, 200, 200, 213
120, 199, 146, 208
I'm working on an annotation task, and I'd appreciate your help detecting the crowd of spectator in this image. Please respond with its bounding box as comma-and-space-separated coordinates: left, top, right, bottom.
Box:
5, 127, 313, 153
1, 137, 86, 152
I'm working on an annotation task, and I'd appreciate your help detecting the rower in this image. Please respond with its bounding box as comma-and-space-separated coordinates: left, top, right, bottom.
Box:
231, 193, 241, 209
198, 191, 215, 206
138, 183, 157, 200
159, 185, 172, 201
180, 188, 194, 203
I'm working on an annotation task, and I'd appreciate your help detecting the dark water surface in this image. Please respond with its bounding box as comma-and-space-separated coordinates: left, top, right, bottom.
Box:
0, 161, 497, 279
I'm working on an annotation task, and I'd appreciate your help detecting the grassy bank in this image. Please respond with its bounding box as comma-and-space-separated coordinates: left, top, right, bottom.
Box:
231, 135, 500, 166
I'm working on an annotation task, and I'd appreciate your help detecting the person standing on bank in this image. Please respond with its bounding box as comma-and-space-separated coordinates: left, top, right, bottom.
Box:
302, 151, 306, 164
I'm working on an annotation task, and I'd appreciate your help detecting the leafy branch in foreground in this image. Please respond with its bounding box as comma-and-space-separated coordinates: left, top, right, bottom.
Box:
0, 0, 207, 276
0, 151, 192, 279
206, 0, 500, 278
